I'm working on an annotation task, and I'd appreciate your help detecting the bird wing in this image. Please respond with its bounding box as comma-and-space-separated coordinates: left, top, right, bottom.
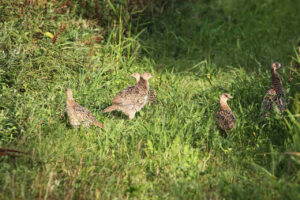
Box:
260, 88, 283, 118
261, 88, 286, 115
216, 110, 236, 131
112, 86, 143, 106
74, 104, 97, 122
148, 87, 157, 103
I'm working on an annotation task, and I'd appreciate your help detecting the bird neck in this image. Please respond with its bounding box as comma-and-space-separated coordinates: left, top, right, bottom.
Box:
220, 100, 231, 111
137, 78, 149, 90
270, 69, 283, 91
135, 77, 140, 83
66, 94, 75, 104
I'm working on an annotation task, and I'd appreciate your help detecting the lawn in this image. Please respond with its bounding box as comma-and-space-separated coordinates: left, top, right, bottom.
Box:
0, 0, 300, 199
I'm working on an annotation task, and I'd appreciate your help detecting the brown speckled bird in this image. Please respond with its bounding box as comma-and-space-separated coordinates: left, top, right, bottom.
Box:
260, 62, 286, 119
288, 45, 300, 82
104, 72, 153, 119
216, 93, 236, 134
66, 88, 105, 129
131, 72, 157, 105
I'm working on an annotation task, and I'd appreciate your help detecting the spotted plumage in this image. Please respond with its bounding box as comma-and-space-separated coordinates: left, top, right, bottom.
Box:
131, 72, 157, 105
148, 88, 157, 104
261, 62, 286, 119
288, 46, 300, 82
216, 93, 236, 133
104, 72, 153, 119
66, 88, 105, 129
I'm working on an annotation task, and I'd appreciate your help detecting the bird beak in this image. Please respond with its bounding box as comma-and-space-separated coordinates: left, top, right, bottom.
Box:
229, 95, 233, 99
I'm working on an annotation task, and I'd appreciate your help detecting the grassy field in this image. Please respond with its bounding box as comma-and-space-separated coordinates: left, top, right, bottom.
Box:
0, 0, 300, 199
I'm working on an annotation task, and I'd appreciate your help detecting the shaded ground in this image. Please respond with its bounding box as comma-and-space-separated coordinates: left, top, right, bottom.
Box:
143, 0, 300, 72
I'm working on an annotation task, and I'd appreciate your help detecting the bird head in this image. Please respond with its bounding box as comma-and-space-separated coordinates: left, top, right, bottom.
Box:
220, 93, 233, 102
271, 62, 282, 71
141, 72, 153, 80
130, 72, 140, 82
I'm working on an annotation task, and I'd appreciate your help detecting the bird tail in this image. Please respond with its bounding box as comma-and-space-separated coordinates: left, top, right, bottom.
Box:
103, 105, 118, 113
92, 121, 105, 129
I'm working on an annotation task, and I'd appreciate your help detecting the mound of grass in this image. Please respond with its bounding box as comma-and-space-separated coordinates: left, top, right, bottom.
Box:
0, 0, 300, 199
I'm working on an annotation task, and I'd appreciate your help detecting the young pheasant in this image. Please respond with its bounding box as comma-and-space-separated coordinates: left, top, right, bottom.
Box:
216, 93, 236, 134
260, 62, 286, 119
131, 72, 157, 105
66, 88, 105, 129
104, 72, 153, 119
288, 45, 300, 82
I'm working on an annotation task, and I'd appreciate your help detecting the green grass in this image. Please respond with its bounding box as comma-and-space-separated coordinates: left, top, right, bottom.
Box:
1, 0, 300, 199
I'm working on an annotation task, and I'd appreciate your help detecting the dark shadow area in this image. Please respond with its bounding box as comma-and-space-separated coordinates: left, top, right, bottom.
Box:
139, 0, 300, 72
